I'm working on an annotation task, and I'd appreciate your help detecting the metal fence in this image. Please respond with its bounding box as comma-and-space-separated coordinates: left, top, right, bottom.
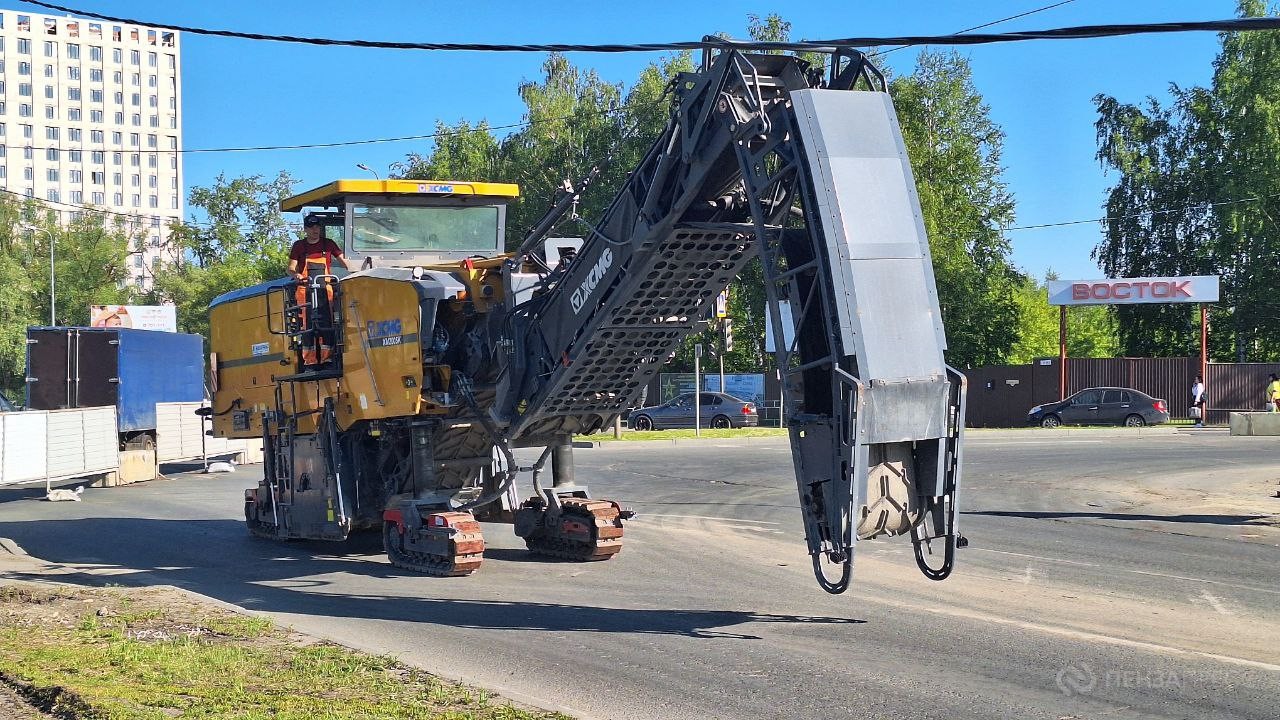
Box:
637, 357, 1280, 429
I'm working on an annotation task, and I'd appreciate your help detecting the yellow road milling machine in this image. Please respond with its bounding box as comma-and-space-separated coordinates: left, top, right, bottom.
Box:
207, 43, 967, 593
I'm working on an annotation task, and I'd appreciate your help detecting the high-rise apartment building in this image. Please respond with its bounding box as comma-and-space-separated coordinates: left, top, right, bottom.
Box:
0, 8, 182, 289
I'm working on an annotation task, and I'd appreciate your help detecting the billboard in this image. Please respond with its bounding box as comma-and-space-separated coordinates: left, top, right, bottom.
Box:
90, 304, 178, 332
1047, 276, 1219, 306
658, 372, 766, 406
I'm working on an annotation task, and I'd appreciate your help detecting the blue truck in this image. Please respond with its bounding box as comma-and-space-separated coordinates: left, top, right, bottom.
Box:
24, 327, 205, 449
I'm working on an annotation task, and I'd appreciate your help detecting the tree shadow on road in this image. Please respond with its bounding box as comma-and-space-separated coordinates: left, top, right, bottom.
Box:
963, 510, 1273, 526
0, 517, 865, 639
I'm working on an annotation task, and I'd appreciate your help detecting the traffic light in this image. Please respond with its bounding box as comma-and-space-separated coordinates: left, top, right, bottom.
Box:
723, 317, 733, 353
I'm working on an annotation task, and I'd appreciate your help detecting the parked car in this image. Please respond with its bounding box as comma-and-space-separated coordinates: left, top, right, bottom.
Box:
629, 392, 759, 430
1028, 387, 1169, 428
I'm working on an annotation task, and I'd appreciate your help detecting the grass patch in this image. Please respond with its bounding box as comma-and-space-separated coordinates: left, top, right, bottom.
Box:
580, 427, 788, 442
0, 584, 568, 719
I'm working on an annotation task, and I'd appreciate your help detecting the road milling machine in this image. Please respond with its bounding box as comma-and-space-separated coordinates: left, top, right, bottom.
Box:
207, 42, 966, 593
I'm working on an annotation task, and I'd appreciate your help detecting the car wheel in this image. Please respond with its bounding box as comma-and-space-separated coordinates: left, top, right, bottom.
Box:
1124, 414, 1145, 427
1040, 415, 1062, 429
711, 415, 732, 429
632, 415, 654, 431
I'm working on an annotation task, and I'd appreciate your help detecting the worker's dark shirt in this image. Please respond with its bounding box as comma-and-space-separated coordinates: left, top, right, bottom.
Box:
289, 238, 344, 278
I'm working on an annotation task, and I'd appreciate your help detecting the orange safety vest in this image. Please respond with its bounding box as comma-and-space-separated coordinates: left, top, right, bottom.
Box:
292, 239, 340, 364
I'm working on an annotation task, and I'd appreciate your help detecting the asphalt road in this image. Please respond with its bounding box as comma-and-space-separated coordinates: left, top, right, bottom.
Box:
2, 430, 1278, 720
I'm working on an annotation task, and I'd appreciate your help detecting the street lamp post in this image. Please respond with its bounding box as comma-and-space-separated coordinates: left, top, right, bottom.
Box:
356, 163, 381, 181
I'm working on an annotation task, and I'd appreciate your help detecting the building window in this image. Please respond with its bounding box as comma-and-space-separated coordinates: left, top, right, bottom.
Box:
43, 42, 56, 58
131, 194, 140, 207
89, 110, 102, 123
169, 155, 177, 170
130, 154, 140, 166
114, 111, 124, 124
22, 146, 33, 160
148, 195, 157, 208
46, 127, 59, 141
131, 73, 140, 87
70, 190, 83, 203
18, 83, 31, 97
89, 68, 102, 82
70, 170, 83, 183
68, 44, 80, 59
43, 64, 54, 78
171, 195, 179, 209
44, 85, 54, 99
130, 92, 140, 106
147, 154, 157, 168
131, 114, 141, 127
148, 75, 157, 88
67, 109, 81, 122
20, 125, 32, 139
18, 62, 30, 75
45, 107, 54, 120
148, 95, 158, 108
113, 91, 123, 104
0, 167, 6, 180
67, 87, 81, 101
17, 39, 30, 55
47, 189, 59, 202
0, 123, 4, 137
90, 89, 103, 103
129, 134, 139, 147
69, 128, 81, 141
169, 116, 177, 129
91, 151, 104, 163
148, 52, 157, 67
114, 172, 123, 185
23, 167, 33, 180
67, 67, 80, 81
91, 171, 104, 184
91, 191, 104, 204
147, 175, 157, 188
113, 192, 123, 205
68, 151, 81, 163
46, 168, 58, 181
91, 130, 104, 143
113, 70, 122, 84
46, 148, 59, 161
90, 46, 102, 62
112, 152, 122, 164
130, 174, 139, 187
130, 50, 140, 65
112, 48, 122, 63
112, 132, 122, 144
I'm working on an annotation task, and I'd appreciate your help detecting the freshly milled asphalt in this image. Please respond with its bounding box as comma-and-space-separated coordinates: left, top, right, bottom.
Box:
1, 431, 1278, 720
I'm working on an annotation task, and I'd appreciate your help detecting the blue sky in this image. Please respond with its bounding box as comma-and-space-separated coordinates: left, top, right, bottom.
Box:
13, 1, 1243, 280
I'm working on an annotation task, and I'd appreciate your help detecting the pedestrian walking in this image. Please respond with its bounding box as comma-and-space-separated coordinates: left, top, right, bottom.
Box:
1190, 375, 1206, 427
1266, 373, 1280, 413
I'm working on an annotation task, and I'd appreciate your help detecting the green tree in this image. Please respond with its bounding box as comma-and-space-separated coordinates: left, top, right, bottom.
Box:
892, 50, 1023, 367
0, 196, 139, 393
1095, 0, 1280, 361
147, 173, 296, 338
1008, 273, 1118, 364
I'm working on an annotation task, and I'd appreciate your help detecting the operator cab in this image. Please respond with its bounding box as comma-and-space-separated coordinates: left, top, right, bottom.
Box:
280, 179, 520, 268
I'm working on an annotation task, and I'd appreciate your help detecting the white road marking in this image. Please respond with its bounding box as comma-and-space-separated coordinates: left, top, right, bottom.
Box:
641, 514, 780, 525
855, 597, 1280, 674
971, 547, 1280, 596
1199, 589, 1233, 616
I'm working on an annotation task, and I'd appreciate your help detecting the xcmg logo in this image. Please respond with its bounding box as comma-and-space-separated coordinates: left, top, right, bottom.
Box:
569, 247, 614, 314
367, 319, 403, 338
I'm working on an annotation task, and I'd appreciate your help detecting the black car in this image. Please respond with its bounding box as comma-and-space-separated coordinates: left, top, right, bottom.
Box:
629, 392, 759, 430
1028, 387, 1169, 428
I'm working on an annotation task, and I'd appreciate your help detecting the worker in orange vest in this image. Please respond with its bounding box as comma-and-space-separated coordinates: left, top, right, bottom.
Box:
287, 214, 356, 366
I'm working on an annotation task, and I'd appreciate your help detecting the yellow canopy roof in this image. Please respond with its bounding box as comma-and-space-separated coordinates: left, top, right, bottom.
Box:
280, 179, 520, 212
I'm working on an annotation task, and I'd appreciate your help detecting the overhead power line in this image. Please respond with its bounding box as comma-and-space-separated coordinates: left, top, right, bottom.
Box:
876, 0, 1077, 57
1005, 193, 1280, 231
22, 1, 1280, 53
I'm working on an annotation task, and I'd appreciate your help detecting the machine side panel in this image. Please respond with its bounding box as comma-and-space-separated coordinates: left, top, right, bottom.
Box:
336, 275, 424, 427
791, 89, 950, 442
210, 294, 296, 439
